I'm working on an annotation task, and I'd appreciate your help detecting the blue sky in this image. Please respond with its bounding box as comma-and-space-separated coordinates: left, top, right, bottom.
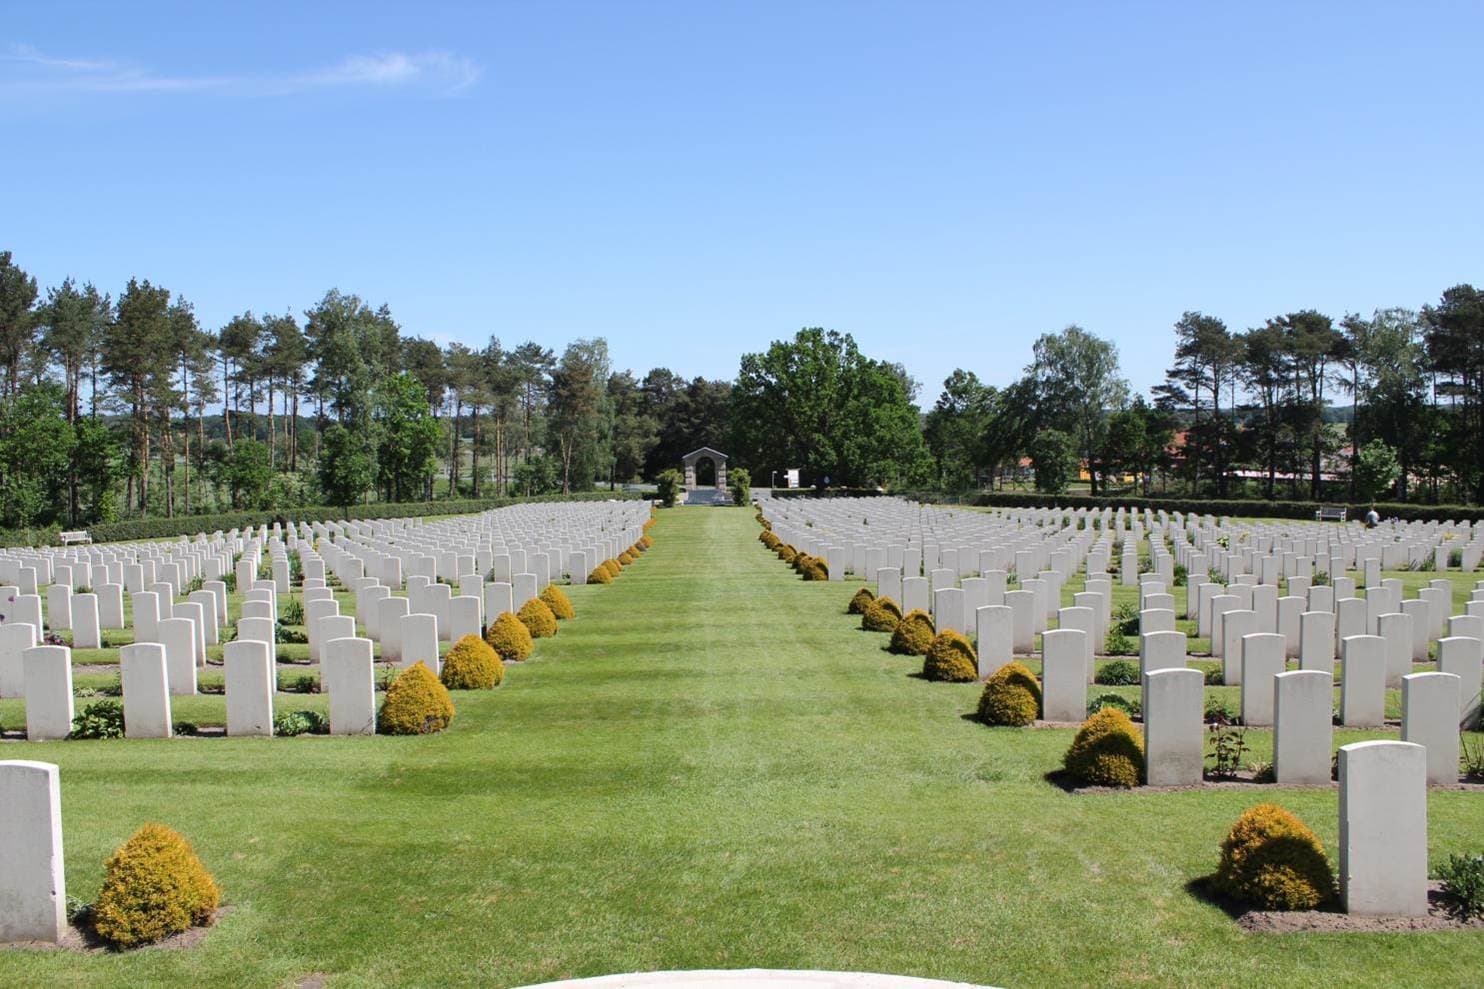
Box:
4, 2, 1481, 404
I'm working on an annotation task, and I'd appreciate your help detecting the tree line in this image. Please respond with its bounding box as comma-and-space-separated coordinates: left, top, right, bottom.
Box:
0, 251, 732, 531
917, 285, 1484, 504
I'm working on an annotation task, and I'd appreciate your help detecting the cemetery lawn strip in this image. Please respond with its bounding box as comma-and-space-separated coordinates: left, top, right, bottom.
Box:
0, 506, 1480, 987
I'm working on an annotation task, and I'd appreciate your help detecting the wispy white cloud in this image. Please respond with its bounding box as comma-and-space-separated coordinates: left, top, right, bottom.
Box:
0, 43, 481, 97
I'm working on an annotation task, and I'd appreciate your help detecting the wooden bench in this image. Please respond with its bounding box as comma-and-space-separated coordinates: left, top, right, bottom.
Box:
59, 530, 92, 545
1313, 506, 1347, 523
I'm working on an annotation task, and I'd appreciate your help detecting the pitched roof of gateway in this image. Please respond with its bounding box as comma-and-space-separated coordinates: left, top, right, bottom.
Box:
682, 447, 728, 460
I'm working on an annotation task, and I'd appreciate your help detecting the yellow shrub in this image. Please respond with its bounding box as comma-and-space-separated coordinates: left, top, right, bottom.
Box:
862, 596, 904, 632
890, 609, 936, 655
801, 557, 829, 581
540, 584, 575, 620
638, 533, 653, 549
485, 611, 534, 661
588, 565, 613, 584
380, 661, 457, 733
923, 630, 978, 682
618, 550, 636, 565
1063, 708, 1145, 787
1215, 804, 1337, 910
601, 559, 622, 578
440, 636, 503, 690
760, 530, 781, 550
777, 544, 797, 563
518, 597, 559, 638
977, 662, 1041, 726
847, 587, 876, 615
92, 824, 220, 948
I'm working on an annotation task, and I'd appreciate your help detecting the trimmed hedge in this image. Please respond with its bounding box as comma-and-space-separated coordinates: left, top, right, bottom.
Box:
906, 490, 1484, 524
889, 609, 936, 656
440, 636, 504, 690
485, 611, 534, 662
81, 491, 646, 544
1063, 708, 1145, 787
540, 584, 575, 620
92, 823, 220, 948
978, 662, 1041, 726
380, 661, 457, 732
847, 587, 876, 615
861, 596, 903, 632
518, 598, 559, 638
922, 630, 978, 682
1215, 804, 1337, 910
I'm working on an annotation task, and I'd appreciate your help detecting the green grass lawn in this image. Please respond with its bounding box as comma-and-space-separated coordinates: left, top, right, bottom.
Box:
2, 507, 1481, 987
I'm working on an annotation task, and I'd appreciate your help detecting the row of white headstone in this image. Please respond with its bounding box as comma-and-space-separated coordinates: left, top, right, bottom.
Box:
0, 738, 1434, 944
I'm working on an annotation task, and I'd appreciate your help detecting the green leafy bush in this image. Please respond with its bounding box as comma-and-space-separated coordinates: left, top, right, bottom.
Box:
71, 699, 126, 739
273, 709, 328, 736
1434, 853, 1484, 921
1096, 659, 1140, 686
280, 596, 305, 625
1089, 692, 1138, 717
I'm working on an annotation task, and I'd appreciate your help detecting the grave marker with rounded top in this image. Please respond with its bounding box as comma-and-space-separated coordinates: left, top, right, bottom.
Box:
1273, 670, 1332, 785
1435, 635, 1482, 729
325, 636, 376, 735
119, 642, 171, 738
22, 646, 74, 740
225, 639, 274, 737
1401, 672, 1461, 784
1143, 667, 1203, 786
1239, 632, 1285, 727
1340, 635, 1385, 727
1339, 740, 1428, 916
1041, 628, 1087, 723
400, 612, 439, 672
0, 760, 66, 943
975, 605, 1012, 680
0, 621, 37, 699
157, 617, 198, 696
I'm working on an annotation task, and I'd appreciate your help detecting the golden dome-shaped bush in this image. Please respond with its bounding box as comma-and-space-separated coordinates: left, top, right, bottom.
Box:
618, 550, 636, 565
601, 559, 622, 579
1063, 708, 1145, 787
923, 630, 978, 682
518, 597, 558, 638
977, 661, 1041, 726
485, 611, 534, 661
92, 824, 220, 948
760, 530, 781, 550
587, 565, 613, 584
777, 544, 797, 563
1214, 804, 1337, 910
380, 661, 457, 732
801, 557, 829, 581
862, 596, 904, 632
890, 609, 936, 655
847, 586, 876, 615
540, 584, 575, 620
630, 541, 645, 555
638, 533, 653, 549
439, 636, 503, 690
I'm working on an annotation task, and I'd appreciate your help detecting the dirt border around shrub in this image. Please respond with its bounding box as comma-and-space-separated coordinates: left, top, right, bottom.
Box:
1237, 886, 1484, 933
0, 907, 229, 954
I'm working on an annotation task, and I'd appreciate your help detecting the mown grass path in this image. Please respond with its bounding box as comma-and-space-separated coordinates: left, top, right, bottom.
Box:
3, 506, 1481, 987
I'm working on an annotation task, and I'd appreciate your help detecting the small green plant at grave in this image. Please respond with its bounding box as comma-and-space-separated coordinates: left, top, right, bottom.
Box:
289, 553, 303, 583
222, 571, 237, 593
1204, 666, 1224, 686
1433, 853, 1484, 921
1112, 602, 1140, 636
1311, 571, 1330, 586
1248, 760, 1276, 784
1450, 549, 1464, 568
172, 720, 201, 736
1173, 564, 1188, 587
276, 623, 308, 645
273, 709, 328, 737
1103, 629, 1134, 656
185, 575, 204, 594
1204, 695, 1235, 722
77, 585, 92, 595
71, 700, 126, 739
1413, 557, 1435, 572
282, 673, 319, 694
1206, 720, 1248, 779
1463, 733, 1484, 782
258, 560, 272, 580
1095, 660, 1140, 686
280, 596, 305, 625
377, 664, 399, 692
1089, 692, 1139, 717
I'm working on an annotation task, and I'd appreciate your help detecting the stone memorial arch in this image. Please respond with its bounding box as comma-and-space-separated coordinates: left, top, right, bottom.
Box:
682, 447, 728, 493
